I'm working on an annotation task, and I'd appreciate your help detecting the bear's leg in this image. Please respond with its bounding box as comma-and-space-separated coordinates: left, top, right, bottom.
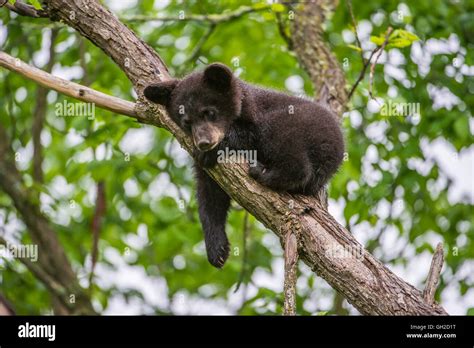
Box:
249, 160, 313, 193
194, 165, 231, 268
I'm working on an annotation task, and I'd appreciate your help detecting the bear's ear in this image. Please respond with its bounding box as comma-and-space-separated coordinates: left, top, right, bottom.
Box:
204, 63, 233, 90
143, 79, 178, 106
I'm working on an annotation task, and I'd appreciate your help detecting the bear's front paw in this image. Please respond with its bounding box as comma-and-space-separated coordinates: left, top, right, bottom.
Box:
194, 149, 218, 169
248, 161, 267, 182
206, 240, 230, 269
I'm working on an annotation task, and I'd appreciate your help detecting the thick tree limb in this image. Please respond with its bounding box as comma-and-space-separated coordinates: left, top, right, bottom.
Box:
44, 0, 170, 91
1, 0, 448, 315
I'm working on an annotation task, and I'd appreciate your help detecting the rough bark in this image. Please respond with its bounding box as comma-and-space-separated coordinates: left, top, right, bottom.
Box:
0, 0, 448, 315
283, 231, 298, 315
44, 0, 170, 90
423, 243, 444, 305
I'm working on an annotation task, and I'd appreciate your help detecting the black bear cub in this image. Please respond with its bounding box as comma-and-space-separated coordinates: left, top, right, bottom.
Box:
144, 63, 344, 268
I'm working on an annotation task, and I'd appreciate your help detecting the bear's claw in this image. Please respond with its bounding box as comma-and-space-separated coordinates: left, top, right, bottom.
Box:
207, 241, 230, 268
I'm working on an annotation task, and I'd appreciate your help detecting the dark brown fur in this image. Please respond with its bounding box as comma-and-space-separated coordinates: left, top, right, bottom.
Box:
144, 63, 344, 268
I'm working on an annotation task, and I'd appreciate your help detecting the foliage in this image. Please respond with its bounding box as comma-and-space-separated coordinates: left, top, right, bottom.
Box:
0, 0, 472, 315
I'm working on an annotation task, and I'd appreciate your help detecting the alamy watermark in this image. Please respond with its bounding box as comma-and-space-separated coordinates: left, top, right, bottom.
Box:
380, 100, 420, 117
325, 244, 364, 260
0, 242, 38, 262
217, 147, 257, 167
55, 100, 95, 120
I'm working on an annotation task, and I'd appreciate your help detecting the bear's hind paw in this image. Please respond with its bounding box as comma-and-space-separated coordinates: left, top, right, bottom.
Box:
248, 161, 267, 182
207, 243, 230, 268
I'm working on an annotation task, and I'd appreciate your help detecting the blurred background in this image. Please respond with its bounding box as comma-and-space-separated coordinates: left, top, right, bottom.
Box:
0, 0, 472, 315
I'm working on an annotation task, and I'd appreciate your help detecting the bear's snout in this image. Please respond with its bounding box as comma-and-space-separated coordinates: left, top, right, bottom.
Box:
192, 123, 225, 152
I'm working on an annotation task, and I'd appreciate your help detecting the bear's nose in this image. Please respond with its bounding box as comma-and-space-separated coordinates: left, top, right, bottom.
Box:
197, 139, 212, 151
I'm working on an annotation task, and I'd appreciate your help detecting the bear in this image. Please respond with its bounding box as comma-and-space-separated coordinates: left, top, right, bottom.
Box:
144, 63, 344, 268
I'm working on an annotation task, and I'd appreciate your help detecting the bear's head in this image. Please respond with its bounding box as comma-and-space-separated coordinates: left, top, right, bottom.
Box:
144, 63, 242, 152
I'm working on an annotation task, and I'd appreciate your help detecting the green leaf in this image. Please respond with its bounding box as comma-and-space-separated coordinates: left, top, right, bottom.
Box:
347, 44, 362, 52
387, 38, 413, 49
453, 117, 469, 141
371, 29, 420, 49
370, 35, 386, 46
271, 3, 286, 13
390, 29, 420, 42
253, 2, 269, 10
28, 0, 42, 9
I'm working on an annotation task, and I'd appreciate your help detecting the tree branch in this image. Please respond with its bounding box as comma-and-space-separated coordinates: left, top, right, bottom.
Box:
423, 243, 444, 305
180, 23, 217, 71
347, 48, 377, 100
0, 51, 138, 119
369, 27, 393, 99
283, 230, 298, 315
122, 5, 271, 25
346, 0, 364, 63
1, 0, 448, 315
0, 0, 48, 18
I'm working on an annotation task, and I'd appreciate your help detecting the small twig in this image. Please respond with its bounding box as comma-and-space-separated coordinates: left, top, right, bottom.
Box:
89, 181, 106, 289
178, 23, 217, 74
283, 231, 298, 315
122, 5, 270, 25
423, 243, 444, 305
347, 48, 378, 100
348, 27, 392, 101
369, 27, 393, 99
275, 11, 293, 50
234, 212, 250, 293
345, 0, 369, 101
346, 0, 364, 63
1, 0, 48, 18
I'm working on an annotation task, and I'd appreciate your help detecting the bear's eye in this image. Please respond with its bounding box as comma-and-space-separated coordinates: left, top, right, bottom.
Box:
201, 108, 216, 121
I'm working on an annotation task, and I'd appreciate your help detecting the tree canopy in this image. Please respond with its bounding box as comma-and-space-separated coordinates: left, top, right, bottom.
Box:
0, 0, 472, 315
